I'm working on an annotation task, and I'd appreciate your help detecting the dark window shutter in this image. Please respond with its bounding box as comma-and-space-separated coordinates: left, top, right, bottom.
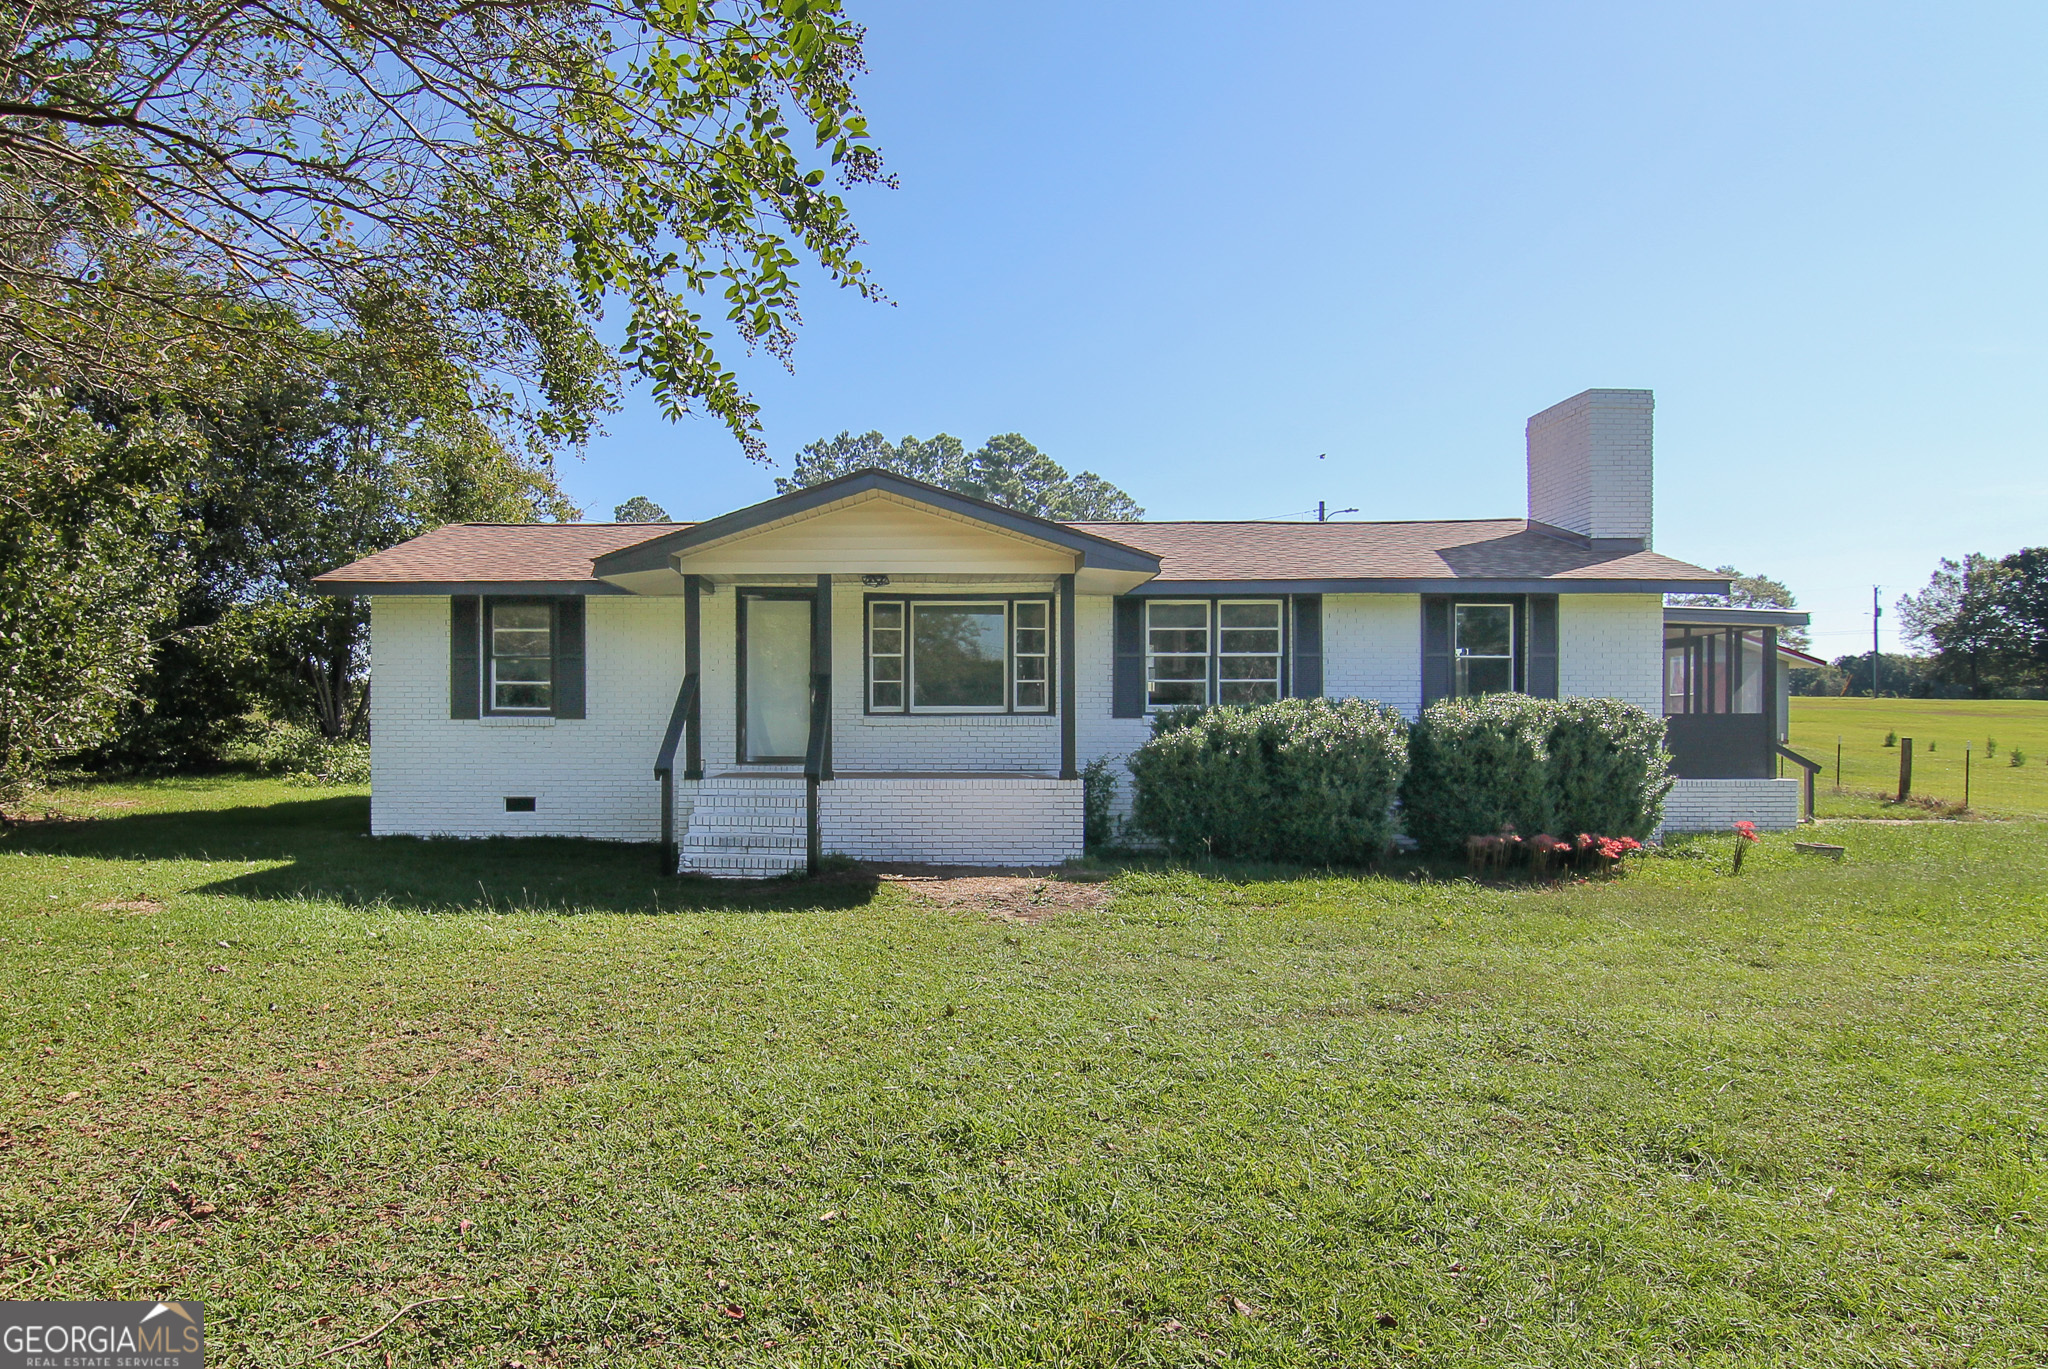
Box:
1421, 596, 1453, 709
1112, 597, 1145, 718
1526, 594, 1559, 698
450, 596, 481, 719
553, 597, 586, 719
1290, 595, 1323, 698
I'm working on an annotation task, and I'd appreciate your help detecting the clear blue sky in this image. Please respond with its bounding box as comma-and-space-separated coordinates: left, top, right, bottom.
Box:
559, 0, 2047, 659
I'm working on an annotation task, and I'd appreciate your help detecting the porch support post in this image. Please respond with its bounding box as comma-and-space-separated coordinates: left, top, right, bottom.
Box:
815, 574, 833, 781
1762, 625, 1779, 746
805, 573, 832, 875
683, 574, 703, 781
1059, 573, 1077, 780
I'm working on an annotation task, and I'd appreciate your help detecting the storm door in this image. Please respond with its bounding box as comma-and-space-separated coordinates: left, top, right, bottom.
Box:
739, 591, 814, 763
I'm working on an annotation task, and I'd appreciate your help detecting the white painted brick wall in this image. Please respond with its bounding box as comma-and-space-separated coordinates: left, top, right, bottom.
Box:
1323, 594, 1423, 718
1660, 778, 1802, 833
1072, 593, 1152, 820
369, 595, 683, 840
819, 776, 1082, 865
369, 582, 1686, 851
1526, 388, 1654, 547
1559, 594, 1663, 714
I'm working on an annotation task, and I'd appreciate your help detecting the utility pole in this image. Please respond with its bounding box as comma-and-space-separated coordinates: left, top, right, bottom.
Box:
1871, 585, 1882, 698
1315, 501, 1358, 523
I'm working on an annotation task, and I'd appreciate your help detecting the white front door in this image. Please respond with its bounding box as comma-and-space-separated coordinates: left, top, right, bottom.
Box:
741, 593, 812, 762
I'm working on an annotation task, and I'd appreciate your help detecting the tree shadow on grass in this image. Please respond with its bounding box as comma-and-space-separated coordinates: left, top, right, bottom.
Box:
1, 794, 880, 915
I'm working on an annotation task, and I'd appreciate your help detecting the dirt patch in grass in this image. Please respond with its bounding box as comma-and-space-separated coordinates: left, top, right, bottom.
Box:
878, 870, 1113, 923
92, 899, 163, 914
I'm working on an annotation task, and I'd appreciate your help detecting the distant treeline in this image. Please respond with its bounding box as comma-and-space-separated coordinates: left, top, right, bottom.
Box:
1790, 651, 2046, 701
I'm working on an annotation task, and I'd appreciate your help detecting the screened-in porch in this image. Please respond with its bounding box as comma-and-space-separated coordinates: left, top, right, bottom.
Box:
1661, 606, 1809, 781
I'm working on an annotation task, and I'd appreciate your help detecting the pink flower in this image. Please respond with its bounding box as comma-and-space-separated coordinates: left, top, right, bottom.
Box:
1733, 820, 1759, 844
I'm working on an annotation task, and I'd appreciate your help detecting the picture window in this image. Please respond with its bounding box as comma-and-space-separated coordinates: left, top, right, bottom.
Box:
866, 597, 1055, 714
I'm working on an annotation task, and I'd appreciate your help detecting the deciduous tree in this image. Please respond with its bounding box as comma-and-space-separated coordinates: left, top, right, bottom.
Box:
89, 309, 575, 768
613, 496, 672, 523
778, 430, 1144, 520
2, 0, 888, 456
1669, 566, 1809, 650
1896, 554, 2008, 697
0, 388, 194, 800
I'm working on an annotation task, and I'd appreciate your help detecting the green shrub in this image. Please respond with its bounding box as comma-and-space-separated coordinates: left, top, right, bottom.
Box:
242, 721, 371, 786
1128, 698, 1408, 865
1399, 694, 1554, 856
1401, 693, 1672, 856
1080, 756, 1123, 852
1542, 696, 1673, 839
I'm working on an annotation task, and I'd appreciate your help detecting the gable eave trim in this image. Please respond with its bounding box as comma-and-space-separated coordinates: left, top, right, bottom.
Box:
589, 470, 1161, 577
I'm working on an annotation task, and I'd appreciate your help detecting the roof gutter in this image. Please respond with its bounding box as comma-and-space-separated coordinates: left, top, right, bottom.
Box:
1130, 577, 1733, 596
309, 580, 631, 597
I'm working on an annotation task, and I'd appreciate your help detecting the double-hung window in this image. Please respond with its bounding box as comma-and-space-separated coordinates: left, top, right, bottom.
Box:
1217, 601, 1283, 704
1145, 601, 1209, 707
866, 597, 1055, 714
1144, 599, 1285, 710
1453, 603, 1514, 697
489, 601, 553, 711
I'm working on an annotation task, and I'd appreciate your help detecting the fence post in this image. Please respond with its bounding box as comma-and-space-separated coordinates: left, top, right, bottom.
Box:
1897, 737, 1913, 802
1964, 744, 1971, 810
1835, 737, 1842, 792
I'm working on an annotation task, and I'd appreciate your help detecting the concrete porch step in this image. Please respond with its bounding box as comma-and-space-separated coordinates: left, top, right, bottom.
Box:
684, 805, 804, 825
678, 775, 811, 878
691, 795, 805, 813
683, 831, 806, 851
682, 851, 807, 877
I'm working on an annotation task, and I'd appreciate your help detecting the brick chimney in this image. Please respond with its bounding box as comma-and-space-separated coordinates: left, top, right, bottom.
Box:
1525, 388, 1654, 550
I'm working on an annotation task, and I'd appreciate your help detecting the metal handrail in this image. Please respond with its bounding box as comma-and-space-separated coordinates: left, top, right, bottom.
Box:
1775, 743, 1822, 822
654, 674, 698, 780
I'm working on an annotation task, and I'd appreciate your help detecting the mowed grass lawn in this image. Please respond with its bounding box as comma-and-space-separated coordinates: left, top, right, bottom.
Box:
4, 778, 2047, 1366
1789, 698, 2048, 818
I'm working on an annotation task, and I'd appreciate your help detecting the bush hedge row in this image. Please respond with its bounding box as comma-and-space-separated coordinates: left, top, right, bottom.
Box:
1125, 692, 1672, 863
1127, 697, 1409, 864
1400, 694, 1673, 855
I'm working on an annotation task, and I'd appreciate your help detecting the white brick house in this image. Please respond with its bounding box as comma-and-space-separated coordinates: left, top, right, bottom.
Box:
317, 388, 1809, 875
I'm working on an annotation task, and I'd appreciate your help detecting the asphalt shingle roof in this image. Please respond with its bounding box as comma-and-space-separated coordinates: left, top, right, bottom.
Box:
314, 516, 1724, 589
315, 522, 692, 587
1067, 519, 1723, 584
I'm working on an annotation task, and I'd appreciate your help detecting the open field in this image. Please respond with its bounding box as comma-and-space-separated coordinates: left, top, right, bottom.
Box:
1788, 697, 2048, 817
4, 777, 2047, 1366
